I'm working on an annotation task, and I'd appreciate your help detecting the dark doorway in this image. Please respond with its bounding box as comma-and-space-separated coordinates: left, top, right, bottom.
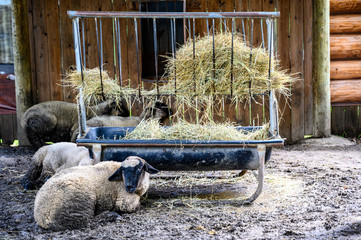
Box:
140, 1, 185, 82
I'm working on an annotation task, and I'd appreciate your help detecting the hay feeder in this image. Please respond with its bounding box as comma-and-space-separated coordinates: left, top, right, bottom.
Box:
68, 11, 284, 204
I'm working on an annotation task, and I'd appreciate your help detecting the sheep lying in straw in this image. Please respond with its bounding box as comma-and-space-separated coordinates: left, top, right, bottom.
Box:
34, 156, 158, 230
21, 99, 129, 148
21, 142, 94, 190
71, 102, 172, 142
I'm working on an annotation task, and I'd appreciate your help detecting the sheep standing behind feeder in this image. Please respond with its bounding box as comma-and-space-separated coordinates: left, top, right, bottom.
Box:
21, 142, 94, 190
21, 99, 129, 148
71, 102, 172, 142
33, 156, 158, 230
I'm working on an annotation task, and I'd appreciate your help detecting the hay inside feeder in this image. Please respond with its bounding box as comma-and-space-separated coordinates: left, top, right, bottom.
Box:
160, 32, 293, 100
123, 119, 270, 141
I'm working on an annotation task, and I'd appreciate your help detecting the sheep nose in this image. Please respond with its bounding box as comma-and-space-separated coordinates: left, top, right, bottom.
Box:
126, 185, 136, 193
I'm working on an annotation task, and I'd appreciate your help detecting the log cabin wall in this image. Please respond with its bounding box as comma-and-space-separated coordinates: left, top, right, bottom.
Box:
330, 0, 361, 137
26, 0, 313, 143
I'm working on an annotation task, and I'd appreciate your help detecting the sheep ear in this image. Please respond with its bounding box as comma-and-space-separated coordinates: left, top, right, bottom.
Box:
144, 162, 159, 174
108, 167, 123, 181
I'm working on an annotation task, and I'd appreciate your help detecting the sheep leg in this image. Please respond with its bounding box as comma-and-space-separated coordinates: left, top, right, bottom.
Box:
114, 194, 140, 213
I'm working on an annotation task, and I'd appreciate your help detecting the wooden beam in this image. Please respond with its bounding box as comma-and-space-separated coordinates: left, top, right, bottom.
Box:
331, 60, 361, 80
331, 79, 361, 103
330, 15, 361, 34
312, 0, 331, 137
330, 0, 361, 15
12, 0, 33, 146
330, 35, 361, 60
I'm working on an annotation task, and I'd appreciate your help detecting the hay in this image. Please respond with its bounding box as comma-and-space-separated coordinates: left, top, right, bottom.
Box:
160, 32, 294, 100
61, 67, 137, 105
123, 119, 270, 141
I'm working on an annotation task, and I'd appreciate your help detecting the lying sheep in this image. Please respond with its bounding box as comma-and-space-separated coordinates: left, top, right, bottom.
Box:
21, 142, 94, 190
34, 156, 158, 230
22, 99, 129, 148
71, 102, 172, 142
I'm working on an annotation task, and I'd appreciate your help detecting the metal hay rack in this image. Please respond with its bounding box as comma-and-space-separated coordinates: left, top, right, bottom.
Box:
68, 10, 283, 204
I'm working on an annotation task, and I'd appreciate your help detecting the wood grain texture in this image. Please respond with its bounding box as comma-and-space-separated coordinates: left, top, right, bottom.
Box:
0, 114, 17, 145
290, 0, 304, 141
32, 0, 51, 102
331, 60, 361, 80
330, 15, 361, 34
331, 106, 345, 136
330, 35, 361, 60
312, 0, 331, 137
303, 0, 313, 135
331, 79, 361, 103
330, 0, 361, 15
46, 0, 62, 101
276, 0, 291, 141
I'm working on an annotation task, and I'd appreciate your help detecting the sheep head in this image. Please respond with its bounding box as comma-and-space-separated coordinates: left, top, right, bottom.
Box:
142, 102, 173, 123
94, 99, 129, 117
108, 156, 158, 193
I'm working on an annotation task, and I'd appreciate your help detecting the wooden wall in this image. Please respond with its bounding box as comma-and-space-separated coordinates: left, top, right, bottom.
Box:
26, 0, 313, 143
330, 0, 361, 137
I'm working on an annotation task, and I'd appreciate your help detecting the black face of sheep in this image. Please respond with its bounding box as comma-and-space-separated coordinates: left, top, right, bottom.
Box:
143, 102, 173, 123
108, 156, 158, 193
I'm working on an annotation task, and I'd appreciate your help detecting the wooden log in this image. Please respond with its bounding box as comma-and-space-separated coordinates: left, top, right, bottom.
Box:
313, 0, 331, 137
331, 79, 361, 103
330, 35, 361, 60
331, 60, 361, 80
330, 15, 361, 34
303, 0, 313, 135
330, 0, 361, 15
12, 0, 33, 146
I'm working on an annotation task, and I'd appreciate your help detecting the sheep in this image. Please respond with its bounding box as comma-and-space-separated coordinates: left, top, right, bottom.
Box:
71, 101, 172, 142
21, 99, 129, 148
20, 142, 94, 190
33, 156, 158, 231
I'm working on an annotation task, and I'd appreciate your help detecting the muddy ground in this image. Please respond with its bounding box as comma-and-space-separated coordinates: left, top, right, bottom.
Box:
0, 136, 361, 239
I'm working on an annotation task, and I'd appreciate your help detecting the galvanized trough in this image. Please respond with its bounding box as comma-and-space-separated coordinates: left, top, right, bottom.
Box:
69, 10, 283, 204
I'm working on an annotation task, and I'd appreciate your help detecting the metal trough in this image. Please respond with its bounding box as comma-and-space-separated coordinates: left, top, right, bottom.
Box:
69, 10, 283, 204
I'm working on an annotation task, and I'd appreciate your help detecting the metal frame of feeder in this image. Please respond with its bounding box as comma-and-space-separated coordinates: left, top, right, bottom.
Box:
69, 11, 282, 204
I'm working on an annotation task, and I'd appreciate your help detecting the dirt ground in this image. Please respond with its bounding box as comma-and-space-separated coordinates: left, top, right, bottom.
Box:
1, 136, 361, 239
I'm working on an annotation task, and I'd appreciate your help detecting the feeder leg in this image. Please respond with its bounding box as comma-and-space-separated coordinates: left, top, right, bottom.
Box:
244, 144, 265, 204
92, 144, 102, 163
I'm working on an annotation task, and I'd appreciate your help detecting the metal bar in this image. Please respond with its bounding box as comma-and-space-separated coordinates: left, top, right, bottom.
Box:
249, 19, 254, 98
193, 18, 196, 92
134, 18, 141, 96
173, 18, 177, 93
77, 142, 284, 148
72, 18, 81, 72
230, 18, 235, 97
68, 11, 280, 19
99, 18, 103, 72
261, 19, 265, 51
153, 18, 159, 97
242, 19, 246, 43
187, 18, 191, 42
81, 18, 86, 67
267, 19, 278, 137
212, 18, 215, 82
244, 144, 265, 204
95, 18, 105, 100
206, 18, 209, 36
78, 88, 87, 137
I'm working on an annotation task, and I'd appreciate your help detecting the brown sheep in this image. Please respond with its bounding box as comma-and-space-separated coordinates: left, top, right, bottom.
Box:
21, 99, 129, 148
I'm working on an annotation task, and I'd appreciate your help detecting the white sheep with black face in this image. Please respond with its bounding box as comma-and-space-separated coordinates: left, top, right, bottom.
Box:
33, 156, 158, 231
20, 142, 94, 190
